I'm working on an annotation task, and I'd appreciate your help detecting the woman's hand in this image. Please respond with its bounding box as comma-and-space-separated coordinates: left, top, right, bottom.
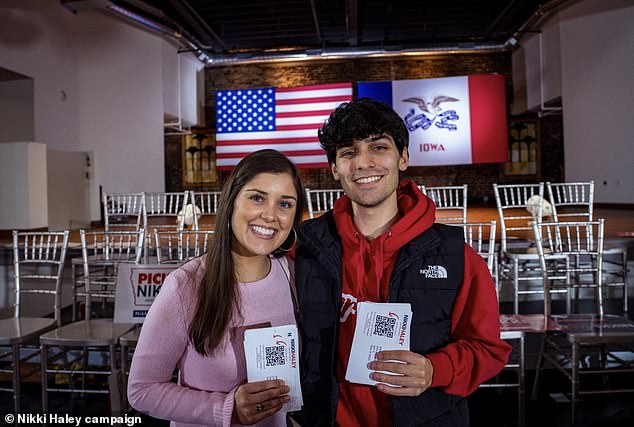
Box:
233, 379, 291, 425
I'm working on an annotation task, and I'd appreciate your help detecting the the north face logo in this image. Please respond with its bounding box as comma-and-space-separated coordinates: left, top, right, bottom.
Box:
420, 265, 448, 279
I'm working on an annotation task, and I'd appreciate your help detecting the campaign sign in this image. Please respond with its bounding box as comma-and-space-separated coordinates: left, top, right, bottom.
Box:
114, 264, 177, 323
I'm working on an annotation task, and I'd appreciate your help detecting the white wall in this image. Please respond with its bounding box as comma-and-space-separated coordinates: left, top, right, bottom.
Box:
163, 41, 205, 127
0, 1, 81, 151
0, 142, 48, 229
75, 9, 165, 197
512, 0, 634, 203
0, 79, 34, 142
510, 45, 527, 116
0, 1, 203, 222
512, 14, 562, 113
162, 41, 179, 125
559, 0, 634, 203
541, 17, 562, 107
180, 52, 205, 127
47, 149, 93, 230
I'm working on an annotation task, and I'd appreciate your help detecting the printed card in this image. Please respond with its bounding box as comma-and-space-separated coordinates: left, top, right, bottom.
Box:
345, 302, 412, 386
244, 324, 303, 412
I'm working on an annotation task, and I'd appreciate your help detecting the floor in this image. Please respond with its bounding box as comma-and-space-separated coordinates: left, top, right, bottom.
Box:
3, 366, 634, 427
3, 297, 634, 427
471, 372, 634, 427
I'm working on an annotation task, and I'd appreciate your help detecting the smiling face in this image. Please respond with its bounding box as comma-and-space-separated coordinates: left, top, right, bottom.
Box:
331, 134, 409, 210
230, 172, 298, 258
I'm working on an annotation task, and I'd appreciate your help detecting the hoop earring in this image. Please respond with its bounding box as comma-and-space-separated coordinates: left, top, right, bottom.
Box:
277, 228, 297, 252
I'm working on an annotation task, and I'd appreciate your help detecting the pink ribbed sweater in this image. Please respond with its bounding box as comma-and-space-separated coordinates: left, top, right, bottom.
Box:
127, 256, 296, 427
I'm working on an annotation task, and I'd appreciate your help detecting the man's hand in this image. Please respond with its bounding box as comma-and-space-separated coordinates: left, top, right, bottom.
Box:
367, 350, 434, 396
233, 379, 290, 425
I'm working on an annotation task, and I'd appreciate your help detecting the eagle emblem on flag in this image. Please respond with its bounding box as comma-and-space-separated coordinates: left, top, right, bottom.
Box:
402, 95, 460, 132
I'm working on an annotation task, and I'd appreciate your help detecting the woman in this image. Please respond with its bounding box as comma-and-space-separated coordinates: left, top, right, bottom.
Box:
128, 149, 305, 427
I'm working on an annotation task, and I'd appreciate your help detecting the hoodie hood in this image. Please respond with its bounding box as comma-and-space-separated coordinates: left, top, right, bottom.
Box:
333, 179, 435, 301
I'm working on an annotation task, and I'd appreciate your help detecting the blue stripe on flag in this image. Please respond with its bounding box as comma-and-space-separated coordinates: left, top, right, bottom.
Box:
357, 81, 393, 107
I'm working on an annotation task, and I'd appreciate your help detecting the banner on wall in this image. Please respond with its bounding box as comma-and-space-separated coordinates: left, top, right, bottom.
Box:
215, 83, 353, 169
358, 75, 508, 166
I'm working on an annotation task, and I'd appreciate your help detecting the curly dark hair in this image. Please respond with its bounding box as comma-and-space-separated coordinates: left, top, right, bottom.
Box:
318, 98, 409, 164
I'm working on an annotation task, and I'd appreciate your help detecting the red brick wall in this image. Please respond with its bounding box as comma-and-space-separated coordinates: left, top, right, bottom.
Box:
164, 52, 564, 203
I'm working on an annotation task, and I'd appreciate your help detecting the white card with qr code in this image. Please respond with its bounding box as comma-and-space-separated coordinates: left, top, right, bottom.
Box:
345, 302, 412, 386
244, 324, 303, 412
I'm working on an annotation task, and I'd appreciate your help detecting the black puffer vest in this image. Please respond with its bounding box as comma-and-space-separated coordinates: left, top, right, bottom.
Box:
296, 211, 468, 427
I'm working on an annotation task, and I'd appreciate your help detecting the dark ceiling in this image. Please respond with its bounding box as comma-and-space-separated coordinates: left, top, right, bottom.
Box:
112, 0, 552, 56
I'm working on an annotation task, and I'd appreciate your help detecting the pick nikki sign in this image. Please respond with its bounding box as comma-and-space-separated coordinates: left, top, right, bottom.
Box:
114, 264, 178, 323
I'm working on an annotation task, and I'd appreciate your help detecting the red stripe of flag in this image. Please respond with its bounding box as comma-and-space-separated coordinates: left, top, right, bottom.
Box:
276, 109, 334, 118
275, 95, 351, 105
218, 161, 329, 171
275, 123, 323, 131
215, 136, 319, 145
217, 149, 326, 159
276, 82, 352, 92
468, 74, 508, 164
216, 162, 329, 171
292, 162, 329, 168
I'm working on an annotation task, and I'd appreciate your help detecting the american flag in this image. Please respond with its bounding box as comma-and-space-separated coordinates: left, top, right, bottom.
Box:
215, 82, 353, 169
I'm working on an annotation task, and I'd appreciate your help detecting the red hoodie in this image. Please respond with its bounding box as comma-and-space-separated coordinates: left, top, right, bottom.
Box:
333, 180, 510, 427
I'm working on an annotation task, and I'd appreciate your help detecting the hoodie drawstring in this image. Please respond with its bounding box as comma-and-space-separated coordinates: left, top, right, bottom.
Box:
334, 180, 436, 303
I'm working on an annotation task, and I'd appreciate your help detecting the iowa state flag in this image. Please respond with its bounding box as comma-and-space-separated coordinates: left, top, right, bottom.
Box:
215, 83, 353, 169
358, 75, 508, 166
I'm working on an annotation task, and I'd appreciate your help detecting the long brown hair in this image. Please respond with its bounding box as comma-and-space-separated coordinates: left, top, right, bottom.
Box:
188, 149, 305, 356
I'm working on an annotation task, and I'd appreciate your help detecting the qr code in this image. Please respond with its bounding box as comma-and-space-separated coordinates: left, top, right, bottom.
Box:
265, 345, 286, 367
373, 315, 396, 338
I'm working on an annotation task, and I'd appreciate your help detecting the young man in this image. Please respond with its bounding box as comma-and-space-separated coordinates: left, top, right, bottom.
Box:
295, 98, 511, 426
